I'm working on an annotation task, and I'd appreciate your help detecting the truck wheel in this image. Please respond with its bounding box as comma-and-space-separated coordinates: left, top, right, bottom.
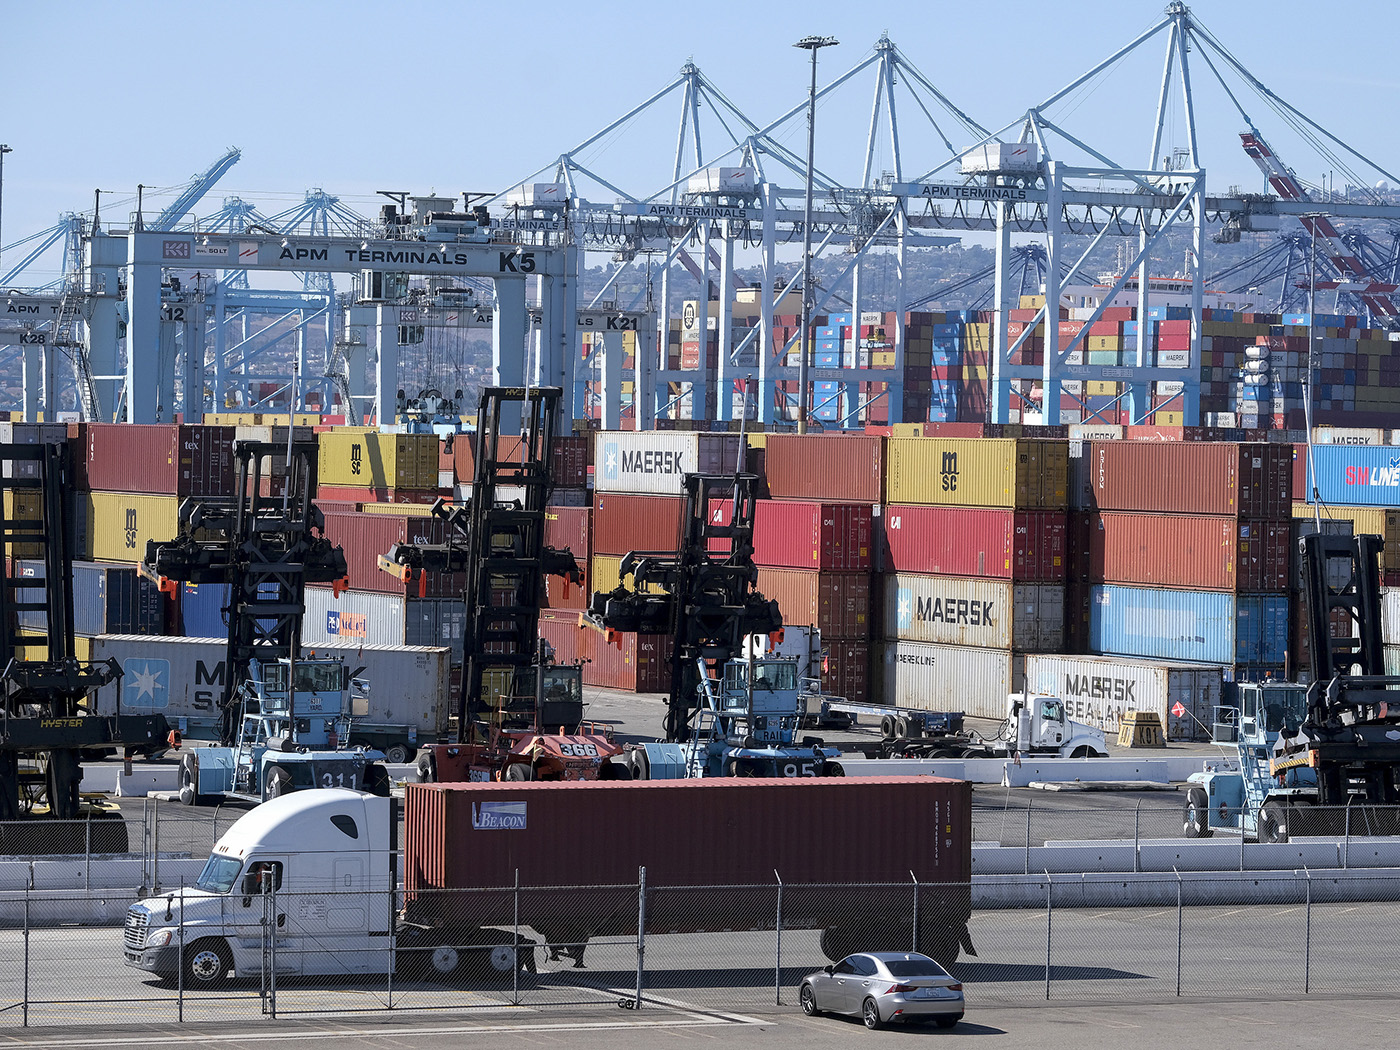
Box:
505, 763, 531, 781
629, 749, 651, 781
364, 763, 391, 797
598, 759, 632, 780
895, 716, 910, 740
178, 754, 202, 807
1259, 801, 1289, 843
384, 744, 411, 765
182, 938, 231, 988
263, 764, 292, 801
880, 714, 897, 741
1183, 787, 1213, 838
429, 945, 459, 978
415, 751, 437, 783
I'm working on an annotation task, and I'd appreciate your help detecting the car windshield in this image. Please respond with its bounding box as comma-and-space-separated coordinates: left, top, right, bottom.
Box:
194, 854, 244, 893
884, 959, 949, 978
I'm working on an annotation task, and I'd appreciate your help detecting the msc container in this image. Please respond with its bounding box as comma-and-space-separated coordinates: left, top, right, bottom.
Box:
0, 422, 67, 478
1088, 584, 1289, 666
593, 432, 739, 496
1307, 444, 1400, 506
883, 505, 1066, 581
584, 632, 672, 692
883, 573, 1064, 651
592, 494, 682, 556
756, 568, 871, 640
85, 423, 235, 497
1023, 653, 1225, 742
404, 776, 971, 891
13, 560, 165, 636
590, 554, 667, 596
761, 434, 885, 503
1086, 441, 1291, 518
880, 640, 1021, 718
1090, 513, 1289, 592
886, 437, 1068, 509
707, 498, 874, 570
318, 431, 439, 490
86, 492, 180, 563
86, 635, 451, 743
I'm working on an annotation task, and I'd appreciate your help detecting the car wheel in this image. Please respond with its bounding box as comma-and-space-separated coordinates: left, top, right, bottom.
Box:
182, 938, 231, 988
861, 997, 882, 1030
384, 744, 411, 765
799, 982, 821, 1016
935, 1014, 962, 1029
1183, 786, 1213, 838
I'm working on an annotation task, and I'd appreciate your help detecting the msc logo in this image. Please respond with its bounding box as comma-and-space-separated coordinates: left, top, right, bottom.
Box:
602, 441, 619, 479
350, 443, 363, 476
124, 658, 170, 709
124, 508, 138, 549
939, 451, 958, 492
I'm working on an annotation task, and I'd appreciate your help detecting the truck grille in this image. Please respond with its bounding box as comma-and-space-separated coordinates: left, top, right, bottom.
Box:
124, 909, 149, 951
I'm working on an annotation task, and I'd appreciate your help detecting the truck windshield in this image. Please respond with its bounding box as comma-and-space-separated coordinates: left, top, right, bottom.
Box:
195, 854, 244, 893
262, 663, 344, 694
750, 662, 797, 691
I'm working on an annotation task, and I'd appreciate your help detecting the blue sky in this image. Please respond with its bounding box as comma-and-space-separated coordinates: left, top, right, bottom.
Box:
2, 1, 1394, 283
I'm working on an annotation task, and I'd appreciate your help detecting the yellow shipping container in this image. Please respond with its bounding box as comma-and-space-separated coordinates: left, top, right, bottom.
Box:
318, 432, 438, 489
1292, 503, 1400, 574
872, 351, 897, 368
358, 501, 438, 517
886, 437, 1068, 508
1087, 336, 1121, 352
1019, 294, 1046, 309
1154, 411, 1185, 425
87, 492, 180, 563
1085, 381, 1118, 396
746, 433, 768, 450
591, 555, 666, 595
3, 489, 45, 558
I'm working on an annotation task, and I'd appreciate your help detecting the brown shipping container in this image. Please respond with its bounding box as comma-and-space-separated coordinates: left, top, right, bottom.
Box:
539, 613, 592, 666
757, 568, 871, 639
763, 434, 885, 503
320, 510, 463, 596
883, 505, 1066, 581
85, 423, 235, 497
404, 777, 971, 891
454, 434, 590, 488
1088, 441, 1292, 518
1091, 512, 1289, 592
592, 494, 683, 556
822, 641, 871, 704
544, 506, 590, 561
584, 632, 672, 691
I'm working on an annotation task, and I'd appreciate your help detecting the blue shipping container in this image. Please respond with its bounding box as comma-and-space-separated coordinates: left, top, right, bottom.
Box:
180, 581, 281, 637
1089, 585, 1289, 666
15, 560, 164, 637
1307, 444, 1400, 507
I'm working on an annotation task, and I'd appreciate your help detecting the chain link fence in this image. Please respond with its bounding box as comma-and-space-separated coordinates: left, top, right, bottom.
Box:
0, 871, 1388, 1027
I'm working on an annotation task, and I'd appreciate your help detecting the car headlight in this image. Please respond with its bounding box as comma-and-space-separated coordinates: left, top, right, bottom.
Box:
145, 928, 174, 948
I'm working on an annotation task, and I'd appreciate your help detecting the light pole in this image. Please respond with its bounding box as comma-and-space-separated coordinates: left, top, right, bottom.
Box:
0, 145, 11, 280
794, 35, 837, 434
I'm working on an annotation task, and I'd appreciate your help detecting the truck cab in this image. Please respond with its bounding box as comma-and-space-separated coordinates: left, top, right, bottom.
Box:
124, 790, 396, 986
1006, 693, 1108, 758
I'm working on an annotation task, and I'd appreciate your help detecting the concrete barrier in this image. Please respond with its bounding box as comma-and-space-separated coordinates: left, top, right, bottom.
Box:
834, 754, 1237, 785
113, 767, 180, 797
972, 867, 1400, 908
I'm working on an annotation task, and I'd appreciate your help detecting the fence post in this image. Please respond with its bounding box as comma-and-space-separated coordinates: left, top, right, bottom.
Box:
1133, 800, 1141, 873
512, 868, 520, 1007
1344, 803, 1352, 869
1025, 803, 1032, 875
386, 887, 397, 1011
1043, 872, 1052, 1001
1240, 809, 1245, 871
85, 809, 92, 890
1304, 867, 1312, 994
177, 883, 185, 1024
633, 865, 647, 1010
268, 876, 277, 1020
1175, 867, 1183, 997
774, 870, 783, 1006
152, 794, 160, 894
910, 870, 920, 953
22, 886, 29, 1028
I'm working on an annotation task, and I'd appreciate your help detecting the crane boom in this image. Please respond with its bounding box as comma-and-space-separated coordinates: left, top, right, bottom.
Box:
150, 147, 241, 232
1240, 130, 1400, 322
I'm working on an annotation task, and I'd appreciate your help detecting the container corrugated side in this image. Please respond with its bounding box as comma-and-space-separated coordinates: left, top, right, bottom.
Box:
318, 431, 438, 489
755, 567, 871, 640
707, 498, 874, 570
86, 423, 235, 497
880, 640, 1021, 718
86, 493, 180, 563
584, 632, 672, 691
883, 573, 1064, 651
1307, 444, 1400, 506
886, 437, 1068, 508
320, 510, 457, 595
302, 588, 409, 647
592, 494, 682, 556
1023, 653, 1224, 741
1088, 441, 1291, 518
593, 433, 739, 496
591, 555, 667, 596
1088, 584, 1289, 666
1091, 512, 1288, 592
1292, 502, 1400, 578
761, 434, 885, 503
883, 505, 1066, 581
15, 559, 164, 636
0, 423, 67, 479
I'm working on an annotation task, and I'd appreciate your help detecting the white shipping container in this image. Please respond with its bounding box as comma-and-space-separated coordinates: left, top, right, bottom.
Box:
686, 166, 754, 194
1068, 424, 1123, 441
1023, 653, 1223, 741
884, 574, 1064, 651
593, 432, 740, 496
1384, 588, 1400, 646
302, 588, 409, 648
880, 641, 1021, 719
504, 183, 567, 206
960, 141, 1040, 175
1313, 426, 1385, 445
87, 634, 451, 743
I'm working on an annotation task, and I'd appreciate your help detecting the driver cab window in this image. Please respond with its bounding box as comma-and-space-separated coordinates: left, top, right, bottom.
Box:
242, 860, 284, 894
1040, 700, 1063, 722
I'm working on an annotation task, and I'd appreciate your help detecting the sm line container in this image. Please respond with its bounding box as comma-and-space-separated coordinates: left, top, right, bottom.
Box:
1023, 653, 1224, 742
1086, 441, 1292, 518
706, 498, 874, 570
1090, 513, 1289, 592
883, 573, 1064, 652
1088, 584, 1289, 666
880, 640, 1022, 719
1307, 444, 1400, 507
761, 434, 885, 503
885, 437, 1068, 508
884, 505, 1065, 580
593, 432, 740, 496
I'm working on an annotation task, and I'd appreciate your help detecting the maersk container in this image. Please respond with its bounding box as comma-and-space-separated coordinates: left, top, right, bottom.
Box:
883, 573, 1064, 651
885, 437, 1068, 509
883, 505, 1066, 581
880, 640, 1021, 719
592, 432, 739, 496
1023, 653, 1224, 742
1307, 444, 1400, 506
86, 635, 451, 745
761, 434, 885, 503
1091, 512, 1289, 592
1087, 441, 1291, 518
1088, 584, 1289, 666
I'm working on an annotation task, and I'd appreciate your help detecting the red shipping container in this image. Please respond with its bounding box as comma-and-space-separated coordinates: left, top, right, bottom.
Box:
453, 434, 590, 488
763, 434, 885, 503
1090, 512, 1289, 592
541, 505, 590, 610
539, 612, 592, 666
756, 568, 871, 639
883, 505, 1066, 582
1087, 442, 1291, 518
85, 423, 235, 497
319, 510, 463, 596
706, 499, 873, 570
584, 632, 673, 692
592, 494, 682, 556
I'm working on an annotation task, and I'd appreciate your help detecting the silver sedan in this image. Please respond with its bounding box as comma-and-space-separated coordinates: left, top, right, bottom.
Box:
799, 951, 964, 1029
